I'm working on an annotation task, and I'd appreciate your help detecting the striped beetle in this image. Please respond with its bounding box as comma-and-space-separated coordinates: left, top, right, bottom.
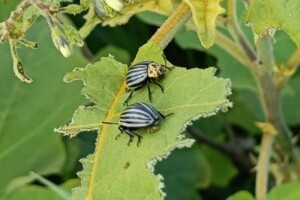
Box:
124, 55, 174, 105
103, 102, 173, 146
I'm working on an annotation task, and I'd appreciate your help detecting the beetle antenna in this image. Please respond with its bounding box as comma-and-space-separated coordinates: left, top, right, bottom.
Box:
162, 54, 167, 66
102, 121, 119, 125
161, 54, 175, 70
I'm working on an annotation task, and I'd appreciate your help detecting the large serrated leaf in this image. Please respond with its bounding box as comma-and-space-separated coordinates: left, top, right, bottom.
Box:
184, 0, 225, 48
246, 0, 300, 47
58, 43, 231, 199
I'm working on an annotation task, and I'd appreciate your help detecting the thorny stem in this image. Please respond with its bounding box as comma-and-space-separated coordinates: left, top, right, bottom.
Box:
149, 2, 192, 50
227, 0, 256, 63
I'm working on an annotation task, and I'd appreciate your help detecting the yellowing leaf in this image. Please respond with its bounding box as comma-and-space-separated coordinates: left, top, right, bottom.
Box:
57, 43, 231, 199
184, 0, 225, 48
246, 0, 300, 47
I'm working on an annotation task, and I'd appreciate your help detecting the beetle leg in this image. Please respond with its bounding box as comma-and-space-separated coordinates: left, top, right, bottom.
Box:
147, 81, 152, 102
116, 127, 125, 140
153, 81, 164, 93
123, 90, 133, 106
124, 129, 142, 146
158, 111, 174, 119
115, 132, 123, 140
162, 54, 175, 70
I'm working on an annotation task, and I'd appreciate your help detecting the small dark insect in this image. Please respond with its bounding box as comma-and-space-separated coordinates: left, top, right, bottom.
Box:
102, 102, 173, 146
123, 162, 130, 169
124, 55, 174, 106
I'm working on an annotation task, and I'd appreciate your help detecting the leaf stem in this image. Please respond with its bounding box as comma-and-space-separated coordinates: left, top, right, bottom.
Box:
227, 0, 256, 63
215, 30, 252, 67
149, 2, 192, 50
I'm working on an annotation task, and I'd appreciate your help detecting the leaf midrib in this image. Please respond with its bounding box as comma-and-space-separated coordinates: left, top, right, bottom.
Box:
85, 80, 127, 200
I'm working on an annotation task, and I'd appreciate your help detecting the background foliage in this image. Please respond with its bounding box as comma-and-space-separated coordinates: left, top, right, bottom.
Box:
1, 0, 300, 200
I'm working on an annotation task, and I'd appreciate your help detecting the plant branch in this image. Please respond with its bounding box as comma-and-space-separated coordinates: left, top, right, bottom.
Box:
149, 2, 192, 50
227, 0, 256, 63
187, 126, 254, 172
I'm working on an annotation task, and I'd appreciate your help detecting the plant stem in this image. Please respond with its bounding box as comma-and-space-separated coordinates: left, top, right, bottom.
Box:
254, 36, 294, 200
255, 126, 275, 200
227, 0, 256, 63
149, 2, 192, 50
255, 37, 293, 157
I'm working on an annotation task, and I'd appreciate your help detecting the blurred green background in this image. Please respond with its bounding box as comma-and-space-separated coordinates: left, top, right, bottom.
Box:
1, 1, 300, 200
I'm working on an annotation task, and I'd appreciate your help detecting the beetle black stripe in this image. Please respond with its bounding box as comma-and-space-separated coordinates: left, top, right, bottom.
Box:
121, 108, 154, 120
126, 64, 149, 90
136, 103, 158, 119
119, 103, 159, 128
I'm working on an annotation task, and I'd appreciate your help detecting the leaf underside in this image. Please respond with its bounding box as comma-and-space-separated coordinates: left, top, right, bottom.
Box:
58, 43, 232, 200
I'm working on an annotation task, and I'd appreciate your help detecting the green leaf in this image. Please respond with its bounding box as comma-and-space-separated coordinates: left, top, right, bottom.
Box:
282, 75, 300, 125
0, 18, 86, 196
156, 144, 211, 200
175, 30, 263, 132
226, 191, 254, 200
4, 185, 63, 200
3, 179, 79, 200
29, 172, 70, 199
201, 145, 238, 187
136, 11, 168, 27
58, 43, 232, 199
183, 0, 225, 48
267, 182, 300, 200
246, 0, 300, 47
